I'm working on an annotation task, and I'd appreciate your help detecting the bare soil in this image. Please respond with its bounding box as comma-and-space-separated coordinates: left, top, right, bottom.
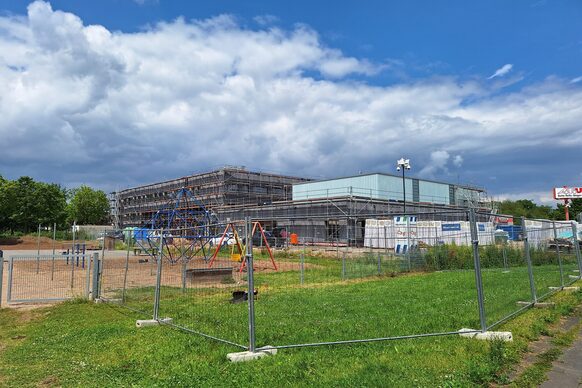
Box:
0, 236, 99, 251
1, 250, 301, 309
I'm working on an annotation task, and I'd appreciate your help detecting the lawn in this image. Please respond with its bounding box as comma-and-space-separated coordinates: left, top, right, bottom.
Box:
1, 255, 581, 387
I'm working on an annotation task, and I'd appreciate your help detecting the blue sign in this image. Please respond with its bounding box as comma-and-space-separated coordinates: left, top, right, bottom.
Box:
478, 224, 485, 232
442, 223, 461, 231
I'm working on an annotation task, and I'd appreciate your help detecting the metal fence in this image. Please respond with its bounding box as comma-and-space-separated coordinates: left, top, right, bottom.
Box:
6, 210, 580, 357
94, 210, 581, 355
4, 251, 99, 304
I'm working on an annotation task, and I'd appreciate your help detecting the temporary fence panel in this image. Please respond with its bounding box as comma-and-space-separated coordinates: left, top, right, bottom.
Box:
7, 253, 93, 303
155, 221, 251, 349
253, 211, 483, 350
99, 229, 161, 317
476, 211, 532, 329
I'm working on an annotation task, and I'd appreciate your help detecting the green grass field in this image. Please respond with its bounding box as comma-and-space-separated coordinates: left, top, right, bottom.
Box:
109, 251, 581, 351
2, 251, 581, 387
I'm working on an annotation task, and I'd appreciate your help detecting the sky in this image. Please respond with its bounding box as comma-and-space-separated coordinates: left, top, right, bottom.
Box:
0, 0, 581, 205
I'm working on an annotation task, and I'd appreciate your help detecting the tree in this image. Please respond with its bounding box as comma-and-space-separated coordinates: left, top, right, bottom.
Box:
0, 175, 10, 230
0, 177, 68, 232
67, 185, 110, 225
555, 199, 582, 221
496, 199, 557, 223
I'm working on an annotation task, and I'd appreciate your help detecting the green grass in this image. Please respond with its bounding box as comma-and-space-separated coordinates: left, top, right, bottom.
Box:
110, 254, 580, 349
1, 256, 581, 387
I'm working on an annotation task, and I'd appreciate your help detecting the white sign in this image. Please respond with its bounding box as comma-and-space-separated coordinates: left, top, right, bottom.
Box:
554, 187, 582, 199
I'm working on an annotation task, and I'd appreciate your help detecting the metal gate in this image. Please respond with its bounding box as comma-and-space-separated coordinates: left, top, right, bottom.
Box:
6, 252, 98, 304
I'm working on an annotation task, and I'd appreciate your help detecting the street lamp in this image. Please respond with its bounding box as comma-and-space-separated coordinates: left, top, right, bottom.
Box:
396, 158, 411, 213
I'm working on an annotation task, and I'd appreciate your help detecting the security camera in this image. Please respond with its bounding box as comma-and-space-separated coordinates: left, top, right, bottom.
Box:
406, 166, 411, 170
396, 166, 401, 171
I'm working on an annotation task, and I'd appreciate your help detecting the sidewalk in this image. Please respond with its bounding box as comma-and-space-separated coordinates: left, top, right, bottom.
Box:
540, 323, 582, 387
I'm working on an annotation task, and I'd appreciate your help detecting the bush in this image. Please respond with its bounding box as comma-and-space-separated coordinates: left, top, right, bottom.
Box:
423, 243, 566, 271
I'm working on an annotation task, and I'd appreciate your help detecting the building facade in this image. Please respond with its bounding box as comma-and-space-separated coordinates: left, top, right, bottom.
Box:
111, 166, 310, 228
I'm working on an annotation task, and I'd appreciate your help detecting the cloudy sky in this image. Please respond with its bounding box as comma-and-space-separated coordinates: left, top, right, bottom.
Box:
0, 1, 581, 205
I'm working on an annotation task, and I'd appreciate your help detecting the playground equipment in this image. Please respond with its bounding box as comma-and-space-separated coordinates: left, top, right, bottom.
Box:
208, 221, 278, 272
134, 187, 219, 265
63, 243, 87, 268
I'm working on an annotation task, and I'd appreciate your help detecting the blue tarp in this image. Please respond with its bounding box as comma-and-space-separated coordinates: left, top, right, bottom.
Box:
133, 228, 149, 240
496, 225, 522, 241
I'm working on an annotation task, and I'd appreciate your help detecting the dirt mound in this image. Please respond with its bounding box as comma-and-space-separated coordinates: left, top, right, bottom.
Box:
1, 236, 64, 250
0, 236, 22, 246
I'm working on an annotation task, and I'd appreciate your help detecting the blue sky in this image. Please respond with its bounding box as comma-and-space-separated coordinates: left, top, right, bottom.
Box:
0, 0, 581, 204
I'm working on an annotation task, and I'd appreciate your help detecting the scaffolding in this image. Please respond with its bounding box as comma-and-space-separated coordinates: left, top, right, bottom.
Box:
113, 166, 310, 228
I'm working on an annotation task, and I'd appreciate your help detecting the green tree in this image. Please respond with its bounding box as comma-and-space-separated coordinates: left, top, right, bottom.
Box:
496, 199, 557, 223
67, 185, 110, 225
555, 198, 582, 221
0, 176, 67, 233
36, 182, 68, 227
0, 175, 11, 230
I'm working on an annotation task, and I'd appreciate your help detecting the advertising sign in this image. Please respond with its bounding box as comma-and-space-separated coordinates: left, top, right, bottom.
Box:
554, 187, 582, 199
442, 223, 461, 232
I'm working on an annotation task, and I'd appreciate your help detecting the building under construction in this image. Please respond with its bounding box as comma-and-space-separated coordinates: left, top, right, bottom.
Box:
110, 166, 311, 228
111, 167, 491, 246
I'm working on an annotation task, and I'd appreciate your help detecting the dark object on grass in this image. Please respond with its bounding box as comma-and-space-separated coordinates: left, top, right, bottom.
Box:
138, 259, 149, 264
231, 289, 258, 303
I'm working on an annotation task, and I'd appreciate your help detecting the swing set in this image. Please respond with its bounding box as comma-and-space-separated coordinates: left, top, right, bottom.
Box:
208, 221, 278, 272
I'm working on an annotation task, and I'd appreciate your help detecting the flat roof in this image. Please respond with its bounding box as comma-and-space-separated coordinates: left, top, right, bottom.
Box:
293, 172, 485, 192
116, 166, 310, 194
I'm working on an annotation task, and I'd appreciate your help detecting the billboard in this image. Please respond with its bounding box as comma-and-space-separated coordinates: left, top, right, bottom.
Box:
554, 187, 582, 199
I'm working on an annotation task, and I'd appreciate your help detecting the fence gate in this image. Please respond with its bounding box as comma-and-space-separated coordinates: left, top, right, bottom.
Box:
7, 252, 96, 304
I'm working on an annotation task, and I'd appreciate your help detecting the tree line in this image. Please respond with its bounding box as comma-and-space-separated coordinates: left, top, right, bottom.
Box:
0, 176, 110, 233
496, 199, 582, 223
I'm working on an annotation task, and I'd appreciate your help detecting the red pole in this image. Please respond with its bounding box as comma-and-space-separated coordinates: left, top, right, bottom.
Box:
564, 199, 570, 221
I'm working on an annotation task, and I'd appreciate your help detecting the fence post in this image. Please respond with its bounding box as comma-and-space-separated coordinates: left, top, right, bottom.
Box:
36, 224, 41, 274
122, 237, 131, 303
51, 223, 56, 281
406, 216, 411, 271
7, 256, 13, 303
91, 253, 100, 301
85, 249, 92, 299
300, 251, 304, 285
153, 229, 164, 321
342, 251, 346, 280
551, 221, 565, 288
377, 252, 381, 275
0, 250, 3, 307
245, 217, 257, 352
571, 222, 582, 278
469, 209, 487, 333
521, 217, 537, 303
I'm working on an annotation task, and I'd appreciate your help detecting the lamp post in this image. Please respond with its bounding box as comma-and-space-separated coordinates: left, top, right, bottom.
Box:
396, 158, 411, 213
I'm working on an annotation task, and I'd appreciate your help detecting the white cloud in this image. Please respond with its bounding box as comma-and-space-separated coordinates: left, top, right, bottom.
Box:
453, 155, 463, 168
418, 150, 450, 177
494, 191, 556, 206
488, 63, 513, 79
570, 76, 582, 84
0, 1, 581, 196
254, 14, 279, 26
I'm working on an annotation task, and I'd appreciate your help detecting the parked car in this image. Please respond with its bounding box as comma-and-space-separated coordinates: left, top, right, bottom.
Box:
209, 232, 237, 247
244, 231, 284, 248
96, 230, 124, 241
